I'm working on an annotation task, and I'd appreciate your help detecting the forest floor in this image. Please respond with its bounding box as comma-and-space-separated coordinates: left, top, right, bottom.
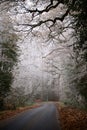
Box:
0, 103, 41, 121
56, 102, 87, 130
1, 102, 87, 130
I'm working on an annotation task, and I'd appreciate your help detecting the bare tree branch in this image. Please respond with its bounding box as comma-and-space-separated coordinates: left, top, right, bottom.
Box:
18, 8, 69, 29
17, 0, 76, 29
22, 0, 62, 14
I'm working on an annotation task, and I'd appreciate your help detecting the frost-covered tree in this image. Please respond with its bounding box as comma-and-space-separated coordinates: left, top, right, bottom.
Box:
0, 0, 87, 108
0, 13, 18, 110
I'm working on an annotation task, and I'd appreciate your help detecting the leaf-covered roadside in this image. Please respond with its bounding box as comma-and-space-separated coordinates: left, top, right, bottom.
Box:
56, 102, 87, 130
0, 104, 41, 121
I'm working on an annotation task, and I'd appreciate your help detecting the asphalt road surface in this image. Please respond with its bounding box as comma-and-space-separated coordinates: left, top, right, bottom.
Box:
0, 103, 61, 130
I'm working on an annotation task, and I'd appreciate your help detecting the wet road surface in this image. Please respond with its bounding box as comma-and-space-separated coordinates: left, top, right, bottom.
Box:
0, 103, 61, 130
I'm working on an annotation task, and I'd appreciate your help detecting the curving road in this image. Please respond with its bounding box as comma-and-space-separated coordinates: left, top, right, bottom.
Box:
0, 103, 61, 130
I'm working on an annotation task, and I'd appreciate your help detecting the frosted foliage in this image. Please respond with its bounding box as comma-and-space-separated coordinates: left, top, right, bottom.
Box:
0, 1, 82, 102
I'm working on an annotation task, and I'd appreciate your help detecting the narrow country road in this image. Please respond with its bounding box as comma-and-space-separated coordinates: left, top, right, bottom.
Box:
0, 103, 61, 130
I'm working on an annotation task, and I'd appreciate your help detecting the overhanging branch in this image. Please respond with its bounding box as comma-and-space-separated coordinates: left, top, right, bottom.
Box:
23, 0, 63, 14
18, 8, 69, 28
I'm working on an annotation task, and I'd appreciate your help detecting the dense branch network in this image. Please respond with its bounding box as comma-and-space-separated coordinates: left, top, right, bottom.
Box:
0, 0, 76, 29
18, 9, 69, 29
17, 0, 76, 29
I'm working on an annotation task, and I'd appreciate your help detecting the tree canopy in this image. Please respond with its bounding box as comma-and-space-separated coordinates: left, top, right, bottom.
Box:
0, 0, 87, 108
1, 0, 85, 61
